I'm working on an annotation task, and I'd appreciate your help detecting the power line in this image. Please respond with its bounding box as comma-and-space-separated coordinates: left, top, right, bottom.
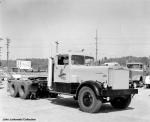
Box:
0, 47, 2, 66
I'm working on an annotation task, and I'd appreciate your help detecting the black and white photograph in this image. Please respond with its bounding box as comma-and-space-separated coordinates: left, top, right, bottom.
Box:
0, 0, 150, 122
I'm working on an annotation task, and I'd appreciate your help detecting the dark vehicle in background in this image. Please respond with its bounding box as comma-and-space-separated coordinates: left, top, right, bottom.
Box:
126, 63, 144, 88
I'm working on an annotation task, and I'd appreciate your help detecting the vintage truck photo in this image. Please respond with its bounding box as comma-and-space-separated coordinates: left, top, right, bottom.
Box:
7, 52, 138, 113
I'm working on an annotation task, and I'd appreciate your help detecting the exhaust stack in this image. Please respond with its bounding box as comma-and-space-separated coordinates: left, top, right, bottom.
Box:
48, 57, 53, 89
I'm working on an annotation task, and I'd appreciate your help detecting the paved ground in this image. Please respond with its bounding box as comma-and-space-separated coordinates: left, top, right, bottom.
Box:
0, 81, 150, 122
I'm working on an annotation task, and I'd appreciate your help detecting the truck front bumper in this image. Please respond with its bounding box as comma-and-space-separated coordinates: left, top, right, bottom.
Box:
101, 89, 138, 97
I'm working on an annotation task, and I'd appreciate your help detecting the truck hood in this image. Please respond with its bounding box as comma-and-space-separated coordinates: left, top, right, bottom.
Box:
70, 65, 129, 89
70, 65, 109, 83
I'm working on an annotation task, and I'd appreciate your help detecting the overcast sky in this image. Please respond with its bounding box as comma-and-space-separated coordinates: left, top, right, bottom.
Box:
0, 0, 150, 60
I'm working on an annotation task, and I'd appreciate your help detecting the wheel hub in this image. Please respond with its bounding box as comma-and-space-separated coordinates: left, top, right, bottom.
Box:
83, 92, 93, 107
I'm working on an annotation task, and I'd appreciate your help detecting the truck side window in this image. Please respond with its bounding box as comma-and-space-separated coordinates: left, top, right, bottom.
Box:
58, 55, 69, 65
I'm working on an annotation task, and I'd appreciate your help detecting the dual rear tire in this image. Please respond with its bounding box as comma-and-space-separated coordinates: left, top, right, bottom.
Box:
8, 81, 31, 99
9, 82, 19, 97
18, 82, 31, 99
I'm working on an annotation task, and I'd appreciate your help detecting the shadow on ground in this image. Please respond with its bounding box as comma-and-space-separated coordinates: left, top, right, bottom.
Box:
46, 96, 134, 113
47, 96, 79, 109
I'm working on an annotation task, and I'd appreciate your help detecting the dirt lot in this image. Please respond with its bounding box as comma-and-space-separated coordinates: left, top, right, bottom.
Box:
0, 81, 150, 122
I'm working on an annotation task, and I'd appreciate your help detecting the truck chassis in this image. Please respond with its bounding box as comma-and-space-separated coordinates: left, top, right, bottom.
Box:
8, 77, 48, 99
8, 79, 138, 113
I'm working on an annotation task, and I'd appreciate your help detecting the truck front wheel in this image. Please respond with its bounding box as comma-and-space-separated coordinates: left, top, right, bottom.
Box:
78, 86, 102, 113
110, 95, 131, 109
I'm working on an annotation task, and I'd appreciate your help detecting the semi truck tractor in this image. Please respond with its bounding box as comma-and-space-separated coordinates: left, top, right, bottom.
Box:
8, 52, 138, 113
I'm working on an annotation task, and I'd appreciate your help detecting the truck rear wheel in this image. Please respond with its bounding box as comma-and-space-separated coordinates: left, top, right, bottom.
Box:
9, 82, 19, 97
110, 95, 131, 109
78, 86, 102, 113
18, 82, 31, 99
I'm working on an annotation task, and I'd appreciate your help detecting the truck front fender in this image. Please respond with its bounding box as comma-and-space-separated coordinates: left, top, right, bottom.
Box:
75, 81, 103, 100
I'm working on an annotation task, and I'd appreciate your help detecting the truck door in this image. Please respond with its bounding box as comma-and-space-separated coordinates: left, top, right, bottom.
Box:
54, 55, 70, 84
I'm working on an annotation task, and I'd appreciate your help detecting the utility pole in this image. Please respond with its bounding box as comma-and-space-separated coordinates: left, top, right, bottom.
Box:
6, 38, 10, 70
55, 41, 59, 53
0, 47, 2, 66
0, 38, 3, 66
95, 29, 98, 63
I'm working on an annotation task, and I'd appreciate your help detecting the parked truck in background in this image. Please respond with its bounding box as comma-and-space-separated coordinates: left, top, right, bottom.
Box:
126, 62, 144, 88
144, 75, 150, 88
7, 52, 138, 113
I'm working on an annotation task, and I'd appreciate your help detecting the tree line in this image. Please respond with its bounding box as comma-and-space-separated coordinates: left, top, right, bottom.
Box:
0, 56, 150, 71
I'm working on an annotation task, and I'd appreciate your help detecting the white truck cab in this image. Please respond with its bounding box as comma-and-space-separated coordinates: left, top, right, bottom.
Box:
48, 52, 138, 113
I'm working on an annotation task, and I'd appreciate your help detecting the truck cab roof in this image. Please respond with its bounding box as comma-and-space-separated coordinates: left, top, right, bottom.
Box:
56, 51, 93, 57
55, 52, 94, 66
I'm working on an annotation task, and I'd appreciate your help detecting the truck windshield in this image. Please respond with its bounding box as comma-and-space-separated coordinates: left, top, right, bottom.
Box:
85, 56, 94, 65
71, 55, 94, 65
127, 64, 143, 70
71, 55, 85, 65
